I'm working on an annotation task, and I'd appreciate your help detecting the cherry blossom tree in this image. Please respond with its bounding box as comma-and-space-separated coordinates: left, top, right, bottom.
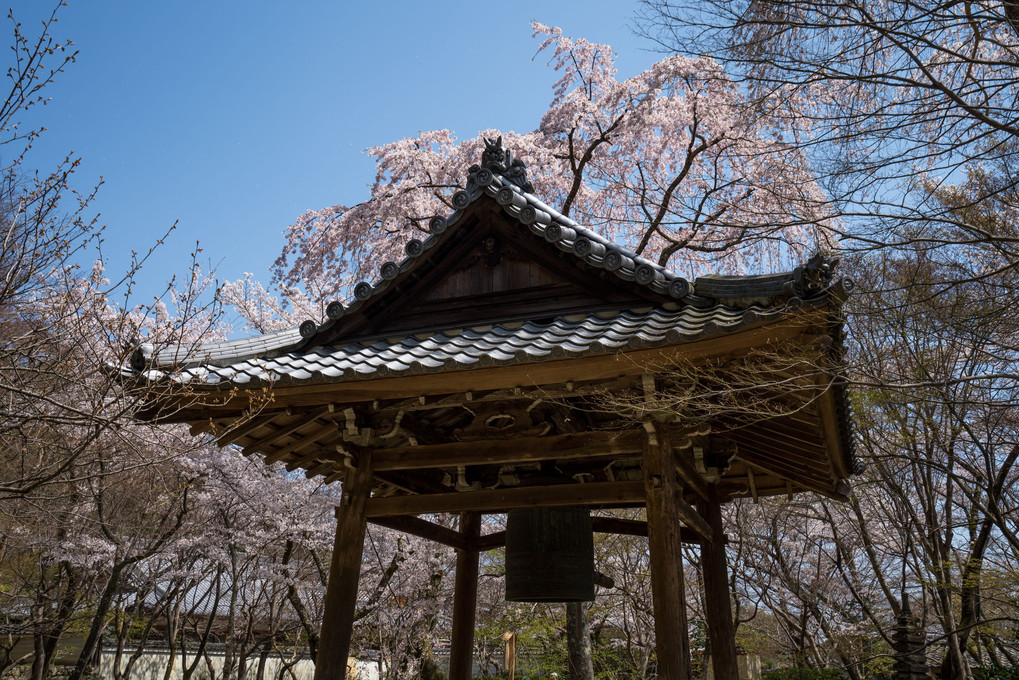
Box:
637, 0, 1019, 368
712, 243, 1019, 678
0, 5, 236, 678
226, 22, 834, 326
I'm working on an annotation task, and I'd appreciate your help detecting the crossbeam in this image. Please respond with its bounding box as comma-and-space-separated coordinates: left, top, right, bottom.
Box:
364, 481, 646, 517
472, 517, 708, 550
367, 515, 468, 550
372, 429, 643, 471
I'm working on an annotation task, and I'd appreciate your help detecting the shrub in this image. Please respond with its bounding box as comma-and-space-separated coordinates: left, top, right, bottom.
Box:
762, 669, 844, 680
974, 667, 1019, 680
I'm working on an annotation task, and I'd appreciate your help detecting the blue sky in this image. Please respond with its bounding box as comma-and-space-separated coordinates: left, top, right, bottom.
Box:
13, 1, 661, 307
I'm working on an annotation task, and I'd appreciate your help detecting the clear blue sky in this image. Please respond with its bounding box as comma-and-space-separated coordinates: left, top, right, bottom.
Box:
13, 1, 661, 305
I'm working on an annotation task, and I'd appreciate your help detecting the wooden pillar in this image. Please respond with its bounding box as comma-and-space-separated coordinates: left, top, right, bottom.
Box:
643, 423, 691, 680
698, 487, 739, 680
315, 450, 373, 680
449, 511, 481, 680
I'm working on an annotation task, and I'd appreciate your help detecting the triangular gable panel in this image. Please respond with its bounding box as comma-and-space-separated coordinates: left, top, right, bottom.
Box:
307, 198, 666, 343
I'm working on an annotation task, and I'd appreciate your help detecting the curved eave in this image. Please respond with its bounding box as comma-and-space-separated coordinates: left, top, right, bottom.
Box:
132, 297, 839, 394
136, 300, 837, 424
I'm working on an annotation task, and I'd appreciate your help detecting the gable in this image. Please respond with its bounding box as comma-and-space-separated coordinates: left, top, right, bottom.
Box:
305, 198, 666, 344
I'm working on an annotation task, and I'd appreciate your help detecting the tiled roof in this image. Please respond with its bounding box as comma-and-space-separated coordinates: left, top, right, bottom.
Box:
127, 300, 809, 387
124, 143, 851, 389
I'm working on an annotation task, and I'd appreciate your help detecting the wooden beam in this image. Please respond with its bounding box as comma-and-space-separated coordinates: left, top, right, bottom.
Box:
214, 412, 278, 446
375, 470, 451, 496
286, 450, 336, 474
364, 481, 646, 517
673, 446, 710, 502
723, 435, 830, 477
263, 421, 339, 463
314, 449, 373, 680
816, 379, 851, 479
188, 419, 218, 437
379, 377, 638, 414
475, 531, 506, 551
367, 515, 468, 550
449, 512, 481, 680
721, 431, 831, 475
383, 387, 517, 413
592, 516, 722, 543
715, 414, 824, 448
643, 423, 691, 679
592, 515, 649, 537
590, 515, 719, 543
733, 454, 836, 498
395, 411, 450, 445
675, 492, 712, 542
372, 430, 643, 472
471, 518, 712, 549
304, 460, 335, 479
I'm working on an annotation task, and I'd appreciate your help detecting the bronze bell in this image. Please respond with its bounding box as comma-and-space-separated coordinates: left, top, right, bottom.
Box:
505, 506, 594, 602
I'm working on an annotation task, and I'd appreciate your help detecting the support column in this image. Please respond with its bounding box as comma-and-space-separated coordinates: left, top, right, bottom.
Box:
449, 512, 481, 680
315, 450, 373, 680
698, 487, 739, 680
643, 423, 691, 680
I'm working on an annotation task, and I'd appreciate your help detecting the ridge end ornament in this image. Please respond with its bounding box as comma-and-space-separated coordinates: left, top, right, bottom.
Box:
790, 252, 839, 297
475, 135, 534, 193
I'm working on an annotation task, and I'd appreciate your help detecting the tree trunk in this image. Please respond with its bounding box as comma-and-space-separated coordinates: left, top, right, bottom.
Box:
566, 601, 595, 680
71, 562, 126, 680
255, 644, 269, 680
30, 628, 45, 680
281, 539, 320, 661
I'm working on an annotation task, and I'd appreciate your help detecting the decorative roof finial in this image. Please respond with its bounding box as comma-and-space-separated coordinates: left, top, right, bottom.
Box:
787, 252, 839, 297
479, 136, 533, 193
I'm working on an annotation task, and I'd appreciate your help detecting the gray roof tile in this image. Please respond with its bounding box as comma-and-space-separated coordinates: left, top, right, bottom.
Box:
135, 303, 801, 389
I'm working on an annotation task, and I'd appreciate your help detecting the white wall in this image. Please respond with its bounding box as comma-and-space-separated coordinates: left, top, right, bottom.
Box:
98, 649, 380, 680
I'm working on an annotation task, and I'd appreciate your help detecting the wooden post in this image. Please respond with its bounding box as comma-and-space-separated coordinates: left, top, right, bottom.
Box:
315, 450, 373, 680
698, 487, 739, 680
449, 511, 481, 680
643, 423, 691, 680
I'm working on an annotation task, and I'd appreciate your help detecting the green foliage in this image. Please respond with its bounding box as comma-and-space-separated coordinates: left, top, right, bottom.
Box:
859, 654, 894, 680
762, 668, 844, 680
